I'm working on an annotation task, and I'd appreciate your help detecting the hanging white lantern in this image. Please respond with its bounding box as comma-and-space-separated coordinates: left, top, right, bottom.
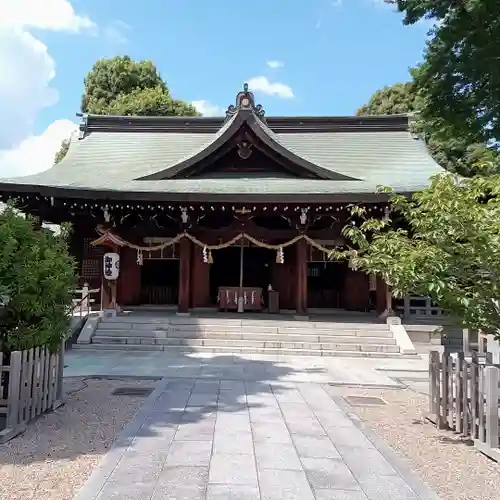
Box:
276, 247, 284, 264
136, 249, 143, 266
103, 252, 120, 280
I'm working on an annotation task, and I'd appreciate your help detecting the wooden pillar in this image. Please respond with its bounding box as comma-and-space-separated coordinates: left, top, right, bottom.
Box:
295, 240, 308, 315
178, 238, 192, 313
118, 247, 141, 305
375, 276, 387, 314
191, 245, 210, 307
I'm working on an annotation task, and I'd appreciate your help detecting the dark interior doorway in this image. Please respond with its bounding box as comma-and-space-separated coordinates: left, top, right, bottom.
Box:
307, 261, 347, 309
140, 259, 179, 305
209, 246, 273, 305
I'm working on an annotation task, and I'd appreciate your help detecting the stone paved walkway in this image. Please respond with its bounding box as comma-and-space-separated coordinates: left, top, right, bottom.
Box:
73, 378, 440, 500
65, 350, 428, 388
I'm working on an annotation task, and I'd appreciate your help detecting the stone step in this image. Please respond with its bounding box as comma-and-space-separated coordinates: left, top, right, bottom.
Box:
90, 335, 400, 353
99, 316, 388, 330
73, 343, 404, 358
93, 330, 396, 345
95, 325, 393, 338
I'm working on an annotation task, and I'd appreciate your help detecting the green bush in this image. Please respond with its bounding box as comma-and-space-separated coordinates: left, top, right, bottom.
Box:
0, 204, 77, 353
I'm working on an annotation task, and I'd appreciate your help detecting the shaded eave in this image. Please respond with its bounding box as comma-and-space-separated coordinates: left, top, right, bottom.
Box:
136, 110, 358, 181
0, 182, 404, 203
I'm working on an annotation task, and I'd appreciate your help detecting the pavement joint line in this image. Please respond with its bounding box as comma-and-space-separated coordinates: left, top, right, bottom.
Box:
326, 382, 406, 390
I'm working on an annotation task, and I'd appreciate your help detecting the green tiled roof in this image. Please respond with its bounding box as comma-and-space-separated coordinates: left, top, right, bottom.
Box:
0, 111, 445, 200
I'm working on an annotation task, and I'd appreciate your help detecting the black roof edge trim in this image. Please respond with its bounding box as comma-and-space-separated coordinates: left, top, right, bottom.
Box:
0, 182, 399, 203
82, 113, 410, 134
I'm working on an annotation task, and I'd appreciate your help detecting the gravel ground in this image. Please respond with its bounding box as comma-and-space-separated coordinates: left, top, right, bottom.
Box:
328, 384, 500, 500
0, 377, 156, 500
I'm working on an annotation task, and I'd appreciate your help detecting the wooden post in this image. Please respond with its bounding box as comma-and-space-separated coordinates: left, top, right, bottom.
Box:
455, 352, 464, 433
447, 353, 454, 428
425, 297, 432, 317
55, 340, 65, 405
403, 296, 410, 319
178, 238, 191, 314
484, 366, 499, 449
82, 282, 89, 314
429, 351, 439, 421
463, 328, 470, 356
471, 351, 478, 438
6, 352, 22, 429
478, 364, 485, 441
295, 239, 308, 316
462, 357, 470, 437
441, 352, 449, 429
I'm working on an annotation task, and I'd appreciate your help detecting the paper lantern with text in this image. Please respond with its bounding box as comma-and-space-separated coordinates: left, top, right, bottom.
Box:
103, 252, 120, 280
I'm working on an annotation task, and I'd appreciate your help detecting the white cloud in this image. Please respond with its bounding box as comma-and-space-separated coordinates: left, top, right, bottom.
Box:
0, 28, 58, 149
104, 19, 131, 45
192, 100, 225, 117
0, 0, 95, 32
266, 60, 284, 69
0, 0, 94, 177
247, 76, 294, 99
0, 120, 77, 178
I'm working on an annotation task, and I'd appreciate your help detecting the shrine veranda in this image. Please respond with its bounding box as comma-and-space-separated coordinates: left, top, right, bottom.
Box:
0, 84, 445, 315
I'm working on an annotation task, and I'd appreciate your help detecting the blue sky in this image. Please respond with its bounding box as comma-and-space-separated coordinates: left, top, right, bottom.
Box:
39, 0, 430, 130
0, 0, 431, 178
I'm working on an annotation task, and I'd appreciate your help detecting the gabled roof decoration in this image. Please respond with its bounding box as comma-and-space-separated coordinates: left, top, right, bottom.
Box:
136, 87, 359, 181
225, 82, 266, 123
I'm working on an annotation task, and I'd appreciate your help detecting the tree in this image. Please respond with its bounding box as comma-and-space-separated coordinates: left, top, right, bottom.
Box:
337, 174, 500, 336
357, 82, 500, 176
54, 139, 70, 165
390, 0, 500, 147
0, 204, 77, 352
357, 83, 418, 116
55, 56, 199, 163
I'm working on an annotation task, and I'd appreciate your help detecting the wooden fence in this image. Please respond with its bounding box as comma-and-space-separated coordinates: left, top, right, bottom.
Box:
429, 350, 500, 462
0, 343, 64, 443
398, 295, 447, 320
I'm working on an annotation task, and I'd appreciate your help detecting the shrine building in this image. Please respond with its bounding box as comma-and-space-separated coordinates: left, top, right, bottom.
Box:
0, 84, 444, 316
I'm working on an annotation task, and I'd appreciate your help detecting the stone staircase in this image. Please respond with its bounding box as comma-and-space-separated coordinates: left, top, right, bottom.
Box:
75, 314, 412, 358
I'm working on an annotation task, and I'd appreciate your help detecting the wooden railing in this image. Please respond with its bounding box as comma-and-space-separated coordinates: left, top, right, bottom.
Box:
0, 341, 65, 443
397, 296, 447, 320
428, 350, 500, 462
71, 282, 100, 316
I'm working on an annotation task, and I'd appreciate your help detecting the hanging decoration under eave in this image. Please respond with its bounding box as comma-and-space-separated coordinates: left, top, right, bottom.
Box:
91, 227, 343, 265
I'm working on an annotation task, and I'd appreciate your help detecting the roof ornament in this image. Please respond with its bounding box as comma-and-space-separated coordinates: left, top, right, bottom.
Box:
77, 113, 89, 139
225, 83, 266, 122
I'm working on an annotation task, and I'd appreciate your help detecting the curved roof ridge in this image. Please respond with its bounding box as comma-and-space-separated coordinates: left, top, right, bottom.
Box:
136, 109, 361, 181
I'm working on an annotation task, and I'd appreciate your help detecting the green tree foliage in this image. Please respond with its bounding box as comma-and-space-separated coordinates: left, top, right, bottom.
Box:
357, 83, 418, 116
357, 82, 499, 176
81, 56, 199, 117
54, 138, 70, 165
55, 56, 199, 164
0, 204, 77, 353
391, 0, 500, 150
337, 174, 500, 335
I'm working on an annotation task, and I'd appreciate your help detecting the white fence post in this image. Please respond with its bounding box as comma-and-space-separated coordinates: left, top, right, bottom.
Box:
81, 282, 89, 314
484, 366, 499, 449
